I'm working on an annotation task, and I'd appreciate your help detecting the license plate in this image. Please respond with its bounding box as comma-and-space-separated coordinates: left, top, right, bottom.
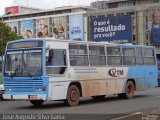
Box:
29, 95, 37, 99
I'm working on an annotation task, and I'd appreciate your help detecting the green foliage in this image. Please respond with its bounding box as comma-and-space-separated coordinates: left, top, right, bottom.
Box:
0, 21, 22, 56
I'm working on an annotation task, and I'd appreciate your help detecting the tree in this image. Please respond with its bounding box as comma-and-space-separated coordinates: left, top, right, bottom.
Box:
0, 21, 22, 57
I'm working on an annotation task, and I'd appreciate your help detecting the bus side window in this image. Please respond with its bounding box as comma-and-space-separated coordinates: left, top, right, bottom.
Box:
107, 47, 122, 66
136, 48, 144, 65
143, 48, 156, 65
69, 44, 88, 66
46, 49, 67, 75
122, 48, 135, 65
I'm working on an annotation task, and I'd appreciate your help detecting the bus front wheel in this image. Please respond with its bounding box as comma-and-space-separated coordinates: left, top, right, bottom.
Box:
64, 85, 80, 106
30, 100, 44, 106
125, 81, 135, 99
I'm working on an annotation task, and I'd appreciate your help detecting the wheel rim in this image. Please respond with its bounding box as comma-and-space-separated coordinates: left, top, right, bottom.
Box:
70, 89, 78, 102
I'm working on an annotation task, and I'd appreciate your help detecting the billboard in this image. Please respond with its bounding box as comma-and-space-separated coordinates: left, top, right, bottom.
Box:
5, 6, 19, 15
7, 22, 19, 34
36, 18, 49, 38
50, 16, 67, 40
20, 20, 35, 38
69, 14, 84, 41
147, 8, 160, 44
90, 14, 132, 43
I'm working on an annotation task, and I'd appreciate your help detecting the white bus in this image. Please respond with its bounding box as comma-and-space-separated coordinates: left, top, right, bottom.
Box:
3, 38, 158, 106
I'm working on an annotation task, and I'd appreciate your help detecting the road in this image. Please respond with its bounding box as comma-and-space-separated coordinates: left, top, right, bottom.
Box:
0, 87, 160, 120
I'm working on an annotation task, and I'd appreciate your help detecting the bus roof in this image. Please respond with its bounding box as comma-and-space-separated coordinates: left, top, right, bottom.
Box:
7, 38, 155, 48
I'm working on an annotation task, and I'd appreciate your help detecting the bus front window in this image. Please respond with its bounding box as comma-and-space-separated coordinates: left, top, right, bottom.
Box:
4, 49, 42, 77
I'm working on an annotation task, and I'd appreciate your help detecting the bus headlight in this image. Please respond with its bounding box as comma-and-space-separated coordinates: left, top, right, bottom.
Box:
35, 86, 46, 91
35, 87, 42, 91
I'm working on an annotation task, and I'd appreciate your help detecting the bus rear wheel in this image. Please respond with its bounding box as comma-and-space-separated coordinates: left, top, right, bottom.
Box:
125, 81, 135, 99
64, 85, 80, 106
30, 100, 44, 106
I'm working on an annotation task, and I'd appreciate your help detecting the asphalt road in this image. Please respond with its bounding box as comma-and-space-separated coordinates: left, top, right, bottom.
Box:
0, 87, 160, 120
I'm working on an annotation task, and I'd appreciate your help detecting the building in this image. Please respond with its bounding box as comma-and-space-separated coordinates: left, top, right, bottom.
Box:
0, 5, 96, 42
91, 0, 160, 9
4, 5, 42, 15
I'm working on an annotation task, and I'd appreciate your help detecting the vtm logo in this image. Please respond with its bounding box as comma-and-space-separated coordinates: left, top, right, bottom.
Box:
108, 68, 124, 77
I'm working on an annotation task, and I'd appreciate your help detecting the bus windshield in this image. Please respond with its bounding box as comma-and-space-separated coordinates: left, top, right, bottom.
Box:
4, 49, 42, 77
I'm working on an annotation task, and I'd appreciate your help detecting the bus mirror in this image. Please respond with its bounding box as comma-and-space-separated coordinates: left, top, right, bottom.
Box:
46, 45, 50, 57
46, 50, 49, 57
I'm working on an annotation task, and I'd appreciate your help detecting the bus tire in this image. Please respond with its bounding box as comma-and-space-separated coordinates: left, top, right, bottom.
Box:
65, 85, 80, 106
30, 100, 44, 106
124, 81, 135, 99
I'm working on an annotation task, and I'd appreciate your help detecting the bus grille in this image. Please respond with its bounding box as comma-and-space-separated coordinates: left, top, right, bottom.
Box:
12, 87, 35, 92
4, 78, 43, 92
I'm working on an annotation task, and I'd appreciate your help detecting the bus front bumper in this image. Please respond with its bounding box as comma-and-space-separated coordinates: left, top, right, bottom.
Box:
3, 94, 47, 100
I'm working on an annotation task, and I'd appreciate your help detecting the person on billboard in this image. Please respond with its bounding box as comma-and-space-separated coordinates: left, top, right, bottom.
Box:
26, 30, 35, 38
37, 31, 43, 38
148, 12, 160, 30
148, 12, 160, 43
52, 27, 59, 39
22, 26, 28, 38
42, 25, 48, 38
58, 24, 65, 39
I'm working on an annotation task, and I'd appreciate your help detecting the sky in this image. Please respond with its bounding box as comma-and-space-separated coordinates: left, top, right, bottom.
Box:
0, 0, 97, 15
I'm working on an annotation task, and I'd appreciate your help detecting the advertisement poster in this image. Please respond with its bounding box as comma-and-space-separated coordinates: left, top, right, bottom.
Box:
7, 22, 19, 34
50, 16, 67, 40
147, 8, 160, 44
90, 14, 132, 43
35, 18, 49, 38
20, 20, 35, 38
69, 14, 84, 41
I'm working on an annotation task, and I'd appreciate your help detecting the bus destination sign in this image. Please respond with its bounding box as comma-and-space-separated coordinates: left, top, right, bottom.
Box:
7, 41, 43, 49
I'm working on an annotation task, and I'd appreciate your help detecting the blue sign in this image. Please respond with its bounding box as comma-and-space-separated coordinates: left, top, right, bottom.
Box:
90, 14, 132, 43
69, 14, 84, 41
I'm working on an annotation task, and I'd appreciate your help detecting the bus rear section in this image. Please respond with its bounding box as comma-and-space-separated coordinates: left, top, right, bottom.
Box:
3, 40, 47, 105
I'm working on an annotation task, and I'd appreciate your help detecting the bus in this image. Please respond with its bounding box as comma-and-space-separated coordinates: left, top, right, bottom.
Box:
2, 38, 158, 106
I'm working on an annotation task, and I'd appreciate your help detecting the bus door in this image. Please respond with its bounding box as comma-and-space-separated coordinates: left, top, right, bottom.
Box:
46, 48, 67, 100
